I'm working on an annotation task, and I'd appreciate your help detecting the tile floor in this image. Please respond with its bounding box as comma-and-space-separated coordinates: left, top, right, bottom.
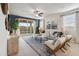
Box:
56, 42, 79, 56
17, 36, 79, 56
17, 37, 38, 56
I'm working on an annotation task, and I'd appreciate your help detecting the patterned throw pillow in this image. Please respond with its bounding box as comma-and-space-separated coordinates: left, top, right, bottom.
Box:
52, 36, 59, 45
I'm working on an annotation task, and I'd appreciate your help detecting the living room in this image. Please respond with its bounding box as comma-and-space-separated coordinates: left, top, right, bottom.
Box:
0, 3, 79, 56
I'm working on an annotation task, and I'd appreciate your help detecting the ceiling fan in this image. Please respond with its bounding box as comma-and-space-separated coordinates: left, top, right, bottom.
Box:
38, 12, 44, 17
34, 10, 44, 17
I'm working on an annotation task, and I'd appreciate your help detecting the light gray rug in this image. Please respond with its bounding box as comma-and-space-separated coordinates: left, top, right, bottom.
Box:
23, 36, 50, 56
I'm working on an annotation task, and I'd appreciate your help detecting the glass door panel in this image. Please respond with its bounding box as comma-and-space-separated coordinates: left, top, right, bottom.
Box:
19, 19, 34, 35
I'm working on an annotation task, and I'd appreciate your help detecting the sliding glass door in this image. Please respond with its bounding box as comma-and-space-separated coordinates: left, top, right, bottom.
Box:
18, 18, 40, 35
19, 19, 34, 35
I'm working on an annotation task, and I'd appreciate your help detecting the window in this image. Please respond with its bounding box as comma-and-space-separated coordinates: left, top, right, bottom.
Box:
63, 13, 76, 27
19, 20, 34, 35
19, 22, 30, 27
63, 13, 76, 35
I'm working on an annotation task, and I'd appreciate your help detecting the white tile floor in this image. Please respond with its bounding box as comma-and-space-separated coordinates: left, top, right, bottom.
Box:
17, 37, 79, 56
17, 37, 38, 56
55, 42, 79, 56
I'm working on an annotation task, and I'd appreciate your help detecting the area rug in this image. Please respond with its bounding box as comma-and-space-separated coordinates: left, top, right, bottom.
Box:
23, 36, 50, 56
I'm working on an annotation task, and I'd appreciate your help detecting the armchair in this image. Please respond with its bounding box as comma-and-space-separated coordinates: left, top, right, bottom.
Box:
44, 37, 66, 55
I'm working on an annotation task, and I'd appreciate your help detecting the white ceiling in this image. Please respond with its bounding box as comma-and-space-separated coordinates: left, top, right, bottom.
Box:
8, 3, 79, 18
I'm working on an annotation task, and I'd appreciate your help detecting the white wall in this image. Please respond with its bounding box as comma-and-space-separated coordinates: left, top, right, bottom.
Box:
0, 5, 8, 56
75, 12, 79, 43
44, 15, 63, 32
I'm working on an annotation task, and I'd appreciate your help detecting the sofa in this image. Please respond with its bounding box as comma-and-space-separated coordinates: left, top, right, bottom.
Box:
44, 35, 72, 55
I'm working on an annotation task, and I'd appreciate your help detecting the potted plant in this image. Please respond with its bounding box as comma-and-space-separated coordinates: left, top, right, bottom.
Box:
10, 19, 19, 35
8, 19, 19, 55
